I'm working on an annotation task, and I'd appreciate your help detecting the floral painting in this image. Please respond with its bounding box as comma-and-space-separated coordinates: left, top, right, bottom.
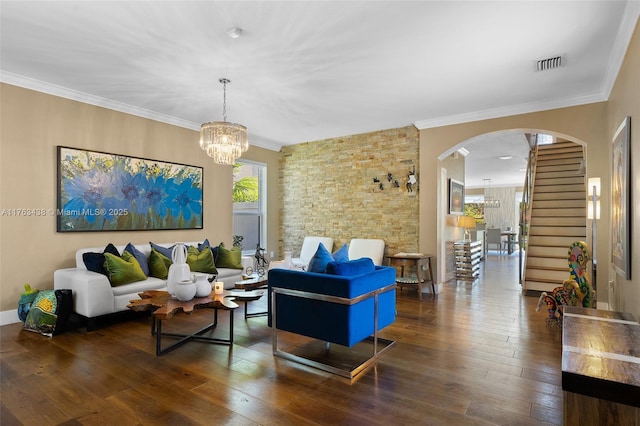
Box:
57, 146, 203, 232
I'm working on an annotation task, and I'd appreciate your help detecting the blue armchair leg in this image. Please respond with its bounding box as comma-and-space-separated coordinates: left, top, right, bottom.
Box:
271, 285, 396, 380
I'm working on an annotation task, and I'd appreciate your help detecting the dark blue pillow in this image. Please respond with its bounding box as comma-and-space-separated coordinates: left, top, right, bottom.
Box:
125, 243, 149, 276
332, 244, 349, 263
211, 245, 219, 263
82, 243, 120, 275
307, 243, 334, 273
149, 242, 174, 260
326, 258, 375, 276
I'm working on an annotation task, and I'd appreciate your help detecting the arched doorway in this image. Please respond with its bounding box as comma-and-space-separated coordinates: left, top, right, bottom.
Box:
417, 105, 605, 296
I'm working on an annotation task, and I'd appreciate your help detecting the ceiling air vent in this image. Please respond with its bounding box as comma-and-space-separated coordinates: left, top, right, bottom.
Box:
535, 55, 564, 72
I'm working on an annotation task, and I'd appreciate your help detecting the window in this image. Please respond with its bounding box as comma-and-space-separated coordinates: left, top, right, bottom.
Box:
536, 133, 554, 145
233, 161, 266, 255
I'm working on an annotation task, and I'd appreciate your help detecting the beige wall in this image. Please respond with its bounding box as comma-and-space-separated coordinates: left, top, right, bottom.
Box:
439, 151, 464, 282
279, 126, 419, 259
419, 102, 609, 286
0, 84, 281, 314
607, 20, 640, 318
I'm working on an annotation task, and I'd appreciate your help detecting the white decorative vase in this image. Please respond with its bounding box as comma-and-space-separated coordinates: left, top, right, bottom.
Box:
283, 251, 293, 269
195, 276, 211, 297
175, 280, 196, 302
167, 243, 190, 296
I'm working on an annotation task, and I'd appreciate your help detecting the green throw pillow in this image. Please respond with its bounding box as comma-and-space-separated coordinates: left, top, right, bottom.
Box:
103, 251, 147, 287
187, 245, 218, 274
148, 248, 172, 279
216, 242, 243, 269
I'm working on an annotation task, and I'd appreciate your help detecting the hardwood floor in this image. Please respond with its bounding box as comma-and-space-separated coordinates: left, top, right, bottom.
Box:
1, 254, 563, 425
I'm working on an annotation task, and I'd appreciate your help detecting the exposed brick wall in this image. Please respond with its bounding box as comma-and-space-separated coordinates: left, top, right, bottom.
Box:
279, 126, 419, 260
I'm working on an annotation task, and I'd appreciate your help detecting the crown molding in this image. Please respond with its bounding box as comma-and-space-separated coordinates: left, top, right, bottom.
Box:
245, 136, 283, 152
599, 1, 640, 98
1, 71, 201, 130
1, 71, 282, 152
413, 92, 606, 130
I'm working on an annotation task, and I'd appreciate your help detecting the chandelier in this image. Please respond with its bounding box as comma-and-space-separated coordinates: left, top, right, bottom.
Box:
483, 179, 501, 209
199, 78, 248, 165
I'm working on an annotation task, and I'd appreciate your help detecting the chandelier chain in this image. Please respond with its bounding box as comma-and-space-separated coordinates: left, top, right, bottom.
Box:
220, 78, 229, 122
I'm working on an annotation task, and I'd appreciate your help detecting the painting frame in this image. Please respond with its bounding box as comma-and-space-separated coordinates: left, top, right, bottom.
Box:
448, 178, 464, 216
56, 146, 203, 232
610, 116, 631, 279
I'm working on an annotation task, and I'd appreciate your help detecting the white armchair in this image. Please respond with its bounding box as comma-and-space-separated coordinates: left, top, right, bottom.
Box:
348, 238, 385, 265
291, 236, 334, 269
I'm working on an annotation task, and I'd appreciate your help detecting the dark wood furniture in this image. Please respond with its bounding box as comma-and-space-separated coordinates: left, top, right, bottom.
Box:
562, 306, 640, 425
387, 253, 435, 300
233, 276, 269, 318
128, 290, 238, 355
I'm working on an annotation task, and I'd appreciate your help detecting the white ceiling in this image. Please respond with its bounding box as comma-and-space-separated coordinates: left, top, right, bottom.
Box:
2, 1, 638, 186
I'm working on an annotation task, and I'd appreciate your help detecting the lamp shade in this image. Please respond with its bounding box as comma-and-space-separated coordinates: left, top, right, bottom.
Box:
458, 216, 476, 229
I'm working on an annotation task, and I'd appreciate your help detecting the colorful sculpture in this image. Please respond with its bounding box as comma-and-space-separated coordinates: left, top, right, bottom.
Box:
535, 241, 595, 326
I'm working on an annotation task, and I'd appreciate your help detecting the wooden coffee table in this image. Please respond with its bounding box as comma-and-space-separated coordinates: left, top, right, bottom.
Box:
233, 276, 268, 318
128, 290, 238, 355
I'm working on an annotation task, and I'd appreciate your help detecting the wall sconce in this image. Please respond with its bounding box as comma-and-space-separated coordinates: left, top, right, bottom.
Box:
587, 176, 600, 307
587, 177, 601, 220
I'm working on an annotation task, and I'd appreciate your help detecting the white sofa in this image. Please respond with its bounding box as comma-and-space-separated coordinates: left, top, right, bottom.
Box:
53, 242, 252, 329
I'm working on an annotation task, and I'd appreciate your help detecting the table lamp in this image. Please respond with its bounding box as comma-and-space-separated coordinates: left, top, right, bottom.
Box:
458, 215, 476, 242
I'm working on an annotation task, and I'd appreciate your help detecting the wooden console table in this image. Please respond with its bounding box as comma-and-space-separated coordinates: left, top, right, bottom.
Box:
386, 253, 435, 300
128, 290, 238, 355
562, 306, 640, 425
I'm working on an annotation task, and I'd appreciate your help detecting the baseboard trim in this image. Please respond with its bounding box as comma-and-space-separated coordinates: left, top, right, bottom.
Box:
1, 309, 21, 326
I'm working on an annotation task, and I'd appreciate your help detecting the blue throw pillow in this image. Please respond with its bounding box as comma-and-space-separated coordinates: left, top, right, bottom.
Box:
307, 242, 335, 273
332, 244, 349, 263
198, 238, 210, 251
150, 242, 174, 260
125, 243, 149, 276
326, 258, 375, 276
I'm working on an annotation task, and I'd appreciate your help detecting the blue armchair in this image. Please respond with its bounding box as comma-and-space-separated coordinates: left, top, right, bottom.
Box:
268, 258, 396, 379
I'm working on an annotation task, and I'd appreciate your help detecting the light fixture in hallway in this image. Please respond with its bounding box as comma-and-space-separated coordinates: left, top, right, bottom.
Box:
483, 178, 501, 208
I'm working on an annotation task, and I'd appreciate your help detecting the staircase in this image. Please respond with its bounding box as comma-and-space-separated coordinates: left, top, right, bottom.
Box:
523, 141, 586, 294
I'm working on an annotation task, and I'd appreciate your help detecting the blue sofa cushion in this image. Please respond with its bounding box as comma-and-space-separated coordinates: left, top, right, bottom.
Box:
307, 242, 334, 273
332, 243, 349, 263
308, 242, 352, 273
326, 258, 374, 276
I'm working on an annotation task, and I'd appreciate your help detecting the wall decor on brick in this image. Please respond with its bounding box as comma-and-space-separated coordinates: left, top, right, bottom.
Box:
279, 125, 419, 260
